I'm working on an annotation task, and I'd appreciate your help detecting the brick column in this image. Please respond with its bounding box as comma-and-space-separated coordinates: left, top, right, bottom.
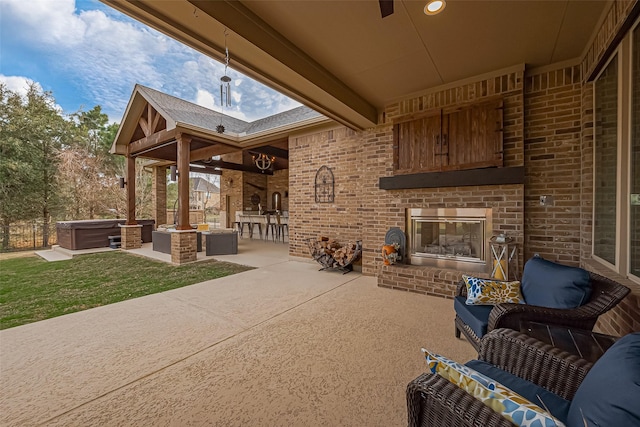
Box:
171, 230, 197, 264
152, 166, 167, 227
120, 224, 142, 250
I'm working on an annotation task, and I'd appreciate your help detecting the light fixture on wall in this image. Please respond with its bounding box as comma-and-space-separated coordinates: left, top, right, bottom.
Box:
170, 165, 178, 181
118, 177, 127, 188
252, 153, 275, 172
424, 0, 445, 15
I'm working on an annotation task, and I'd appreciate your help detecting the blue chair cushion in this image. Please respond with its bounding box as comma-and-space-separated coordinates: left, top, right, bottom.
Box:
566, 332, 640, 427
521, 257, 591, 309
454, 296, 492, 339
466, 360, 571, 424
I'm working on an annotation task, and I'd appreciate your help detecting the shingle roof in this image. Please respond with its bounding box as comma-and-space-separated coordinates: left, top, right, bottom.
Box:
137, 85, 323, 135
192, 177, 220, 193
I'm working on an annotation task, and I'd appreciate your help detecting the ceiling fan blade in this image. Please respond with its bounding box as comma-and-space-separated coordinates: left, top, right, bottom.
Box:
379, 0, 394, 18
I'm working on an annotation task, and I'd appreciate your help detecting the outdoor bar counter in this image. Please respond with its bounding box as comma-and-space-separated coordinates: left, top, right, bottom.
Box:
56, 219, 155, 250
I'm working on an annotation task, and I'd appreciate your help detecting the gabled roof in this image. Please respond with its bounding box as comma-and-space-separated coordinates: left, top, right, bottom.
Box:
137, 85, 324, 135
192, 177, 219, 193
111, 84, 329, 157
136, 85, 250, 134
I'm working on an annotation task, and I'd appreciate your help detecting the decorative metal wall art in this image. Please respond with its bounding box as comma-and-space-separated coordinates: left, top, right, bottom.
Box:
314, 165, 334, 203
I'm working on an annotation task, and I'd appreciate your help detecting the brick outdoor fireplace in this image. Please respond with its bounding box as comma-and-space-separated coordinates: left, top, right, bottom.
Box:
377, 184, 524, 299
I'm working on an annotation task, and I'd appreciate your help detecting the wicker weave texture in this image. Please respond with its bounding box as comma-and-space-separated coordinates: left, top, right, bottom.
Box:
407, 329, 597, 427
454, 272, 630, 350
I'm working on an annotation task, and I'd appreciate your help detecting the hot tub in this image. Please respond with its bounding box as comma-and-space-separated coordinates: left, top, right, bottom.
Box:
56, 219, 155, 250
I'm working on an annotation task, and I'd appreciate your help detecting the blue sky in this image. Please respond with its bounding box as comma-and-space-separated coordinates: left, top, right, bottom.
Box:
0, 0, 300, 123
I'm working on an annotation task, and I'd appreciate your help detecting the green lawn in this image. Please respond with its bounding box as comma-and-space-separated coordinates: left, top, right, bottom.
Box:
0, 252, 253, 330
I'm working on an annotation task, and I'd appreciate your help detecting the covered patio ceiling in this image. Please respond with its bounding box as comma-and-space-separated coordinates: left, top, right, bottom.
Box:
103, 0, 609, 130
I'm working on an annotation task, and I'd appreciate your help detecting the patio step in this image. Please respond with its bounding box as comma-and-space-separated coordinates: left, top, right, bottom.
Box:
35, 245, 116, 262
35, 249, 72, 262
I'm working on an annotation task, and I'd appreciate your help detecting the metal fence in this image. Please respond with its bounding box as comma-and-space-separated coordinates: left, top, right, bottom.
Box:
1, 221, 58, 252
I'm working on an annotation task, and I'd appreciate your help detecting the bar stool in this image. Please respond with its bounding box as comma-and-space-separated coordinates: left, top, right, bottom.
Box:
275, 214, 288, 243
249, 215, 262, 239
265, 214, 277, 242
238, 218, 251, 238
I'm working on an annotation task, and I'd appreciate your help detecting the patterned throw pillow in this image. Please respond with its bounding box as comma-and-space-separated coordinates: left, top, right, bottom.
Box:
463, 275, 524, 305
422, 349, 565, 427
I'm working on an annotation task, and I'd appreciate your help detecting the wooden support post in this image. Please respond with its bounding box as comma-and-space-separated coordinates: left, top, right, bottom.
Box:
125, 153, 137, 225
176, 134, 192, 230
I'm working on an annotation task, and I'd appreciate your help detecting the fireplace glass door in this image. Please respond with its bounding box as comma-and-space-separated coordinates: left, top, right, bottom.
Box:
412, 219, 484, 263
407, 208, 491, 271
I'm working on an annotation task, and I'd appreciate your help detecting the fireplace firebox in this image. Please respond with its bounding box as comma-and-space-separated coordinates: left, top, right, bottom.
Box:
407, 208, 492, 272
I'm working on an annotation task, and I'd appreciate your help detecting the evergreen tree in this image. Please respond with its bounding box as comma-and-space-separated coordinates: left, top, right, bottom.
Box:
0, 83, 71, 247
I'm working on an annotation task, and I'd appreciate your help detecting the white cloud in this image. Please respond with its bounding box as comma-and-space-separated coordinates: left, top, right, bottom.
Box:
0, 75, 42, 96
0, 74, 64, 113
1, 0, 86, 47
195, 89, 215, 110
1, 0, 303, 123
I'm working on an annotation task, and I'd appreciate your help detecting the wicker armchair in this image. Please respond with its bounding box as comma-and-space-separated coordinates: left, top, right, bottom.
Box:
454, 271, 630, 351
407, 328, 593, 427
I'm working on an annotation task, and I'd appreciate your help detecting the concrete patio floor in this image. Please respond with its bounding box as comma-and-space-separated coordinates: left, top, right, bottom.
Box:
1, 240, 475, 426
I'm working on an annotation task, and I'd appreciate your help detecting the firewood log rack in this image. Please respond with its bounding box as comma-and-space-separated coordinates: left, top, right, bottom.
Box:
307, 238, 362, 274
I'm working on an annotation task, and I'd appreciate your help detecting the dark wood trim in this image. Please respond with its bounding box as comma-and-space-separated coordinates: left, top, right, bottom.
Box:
204, 159, 274, 175
189, 165, 222, 175
586, 2, 640, 82
129, 128, 177, 155
378, 166, 524, 190
176, 135, 191, 230
125, 154, 137, 225
248, 146, 289, 160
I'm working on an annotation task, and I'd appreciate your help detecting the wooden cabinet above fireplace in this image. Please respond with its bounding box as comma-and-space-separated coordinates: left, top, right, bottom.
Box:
393, 98, 504, 174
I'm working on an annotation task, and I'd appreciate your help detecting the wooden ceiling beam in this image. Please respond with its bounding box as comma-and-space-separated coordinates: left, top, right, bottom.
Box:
151, 106, 162, 134
205, 159, 273, 175
139, 115, 150, 137
248, 145, 289, 160
190, 143, 240, 161
189, 165, 222, 175
129, 128, 177, 156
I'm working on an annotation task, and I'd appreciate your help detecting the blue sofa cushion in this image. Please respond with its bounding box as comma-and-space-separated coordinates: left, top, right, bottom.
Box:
454, 296, 492, 339
466, 360, 571, 424
566, 332, 640, 427
521, 257, 591, 309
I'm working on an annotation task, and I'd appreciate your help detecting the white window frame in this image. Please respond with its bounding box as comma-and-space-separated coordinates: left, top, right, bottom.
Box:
592, 18, 640, 285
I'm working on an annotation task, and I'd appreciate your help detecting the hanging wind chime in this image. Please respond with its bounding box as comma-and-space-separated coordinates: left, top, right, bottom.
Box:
217, 29, 232, 134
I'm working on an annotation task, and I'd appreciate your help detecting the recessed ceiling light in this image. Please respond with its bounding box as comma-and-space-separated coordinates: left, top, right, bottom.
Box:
424, 0, 446, 15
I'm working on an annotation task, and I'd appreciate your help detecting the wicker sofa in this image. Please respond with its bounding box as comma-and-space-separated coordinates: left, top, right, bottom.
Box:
407, 328, 640, 427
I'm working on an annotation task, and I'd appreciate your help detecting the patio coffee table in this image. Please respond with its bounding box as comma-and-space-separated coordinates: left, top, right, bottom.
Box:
520, 321, 618, 363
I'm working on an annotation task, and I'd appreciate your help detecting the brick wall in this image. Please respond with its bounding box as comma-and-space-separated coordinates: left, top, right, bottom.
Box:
289, 69, 526, 285
523, 66, 584, 265
287, 56, 640, 337
289, 127, 364, 259
219, 153, 290, 227
267, 169, 289, 212
243, 172, 268, 211
152, 166, 167, 227
220, 152, 244, 227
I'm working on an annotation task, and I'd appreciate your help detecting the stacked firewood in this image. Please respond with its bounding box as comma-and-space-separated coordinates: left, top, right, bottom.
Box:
332, 242, 359, 266
308, 237, 360, 268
